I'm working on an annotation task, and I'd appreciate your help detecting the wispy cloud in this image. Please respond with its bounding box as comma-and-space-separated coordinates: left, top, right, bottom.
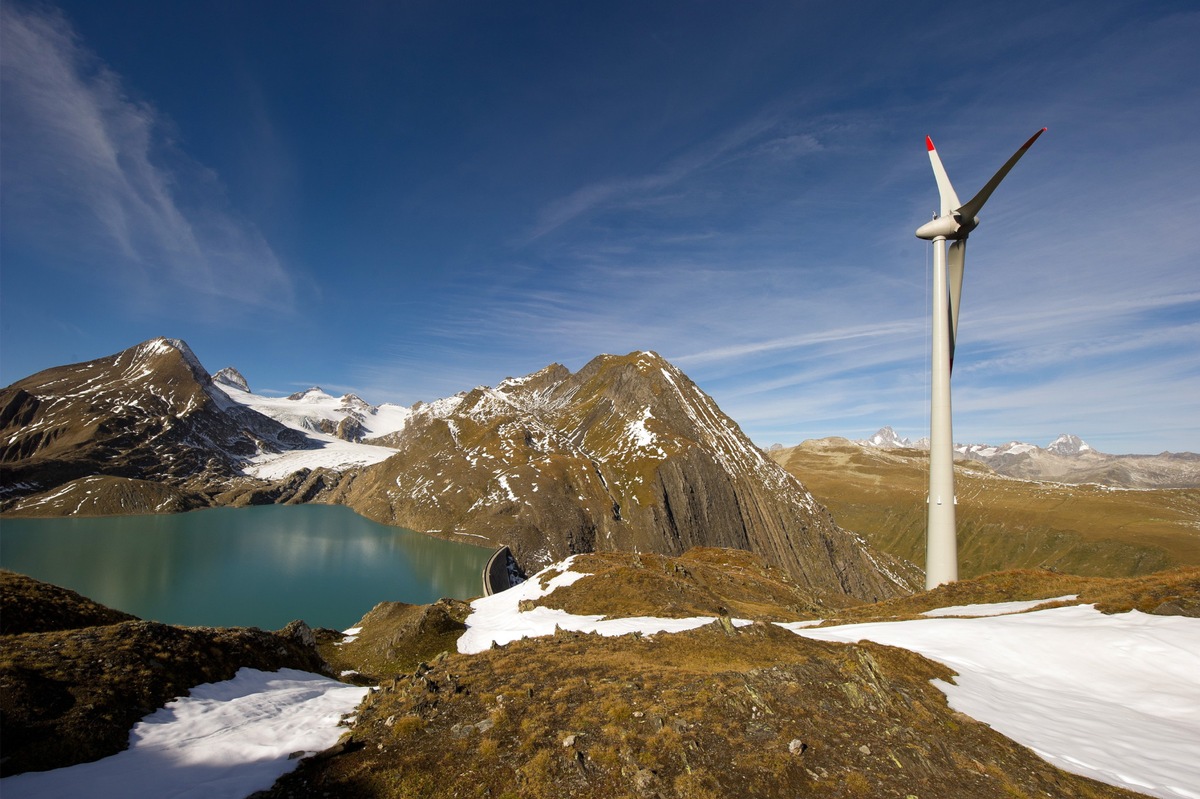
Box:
0, 3, 292, 312
676, 319, 922, 367
526, 111, 797, 240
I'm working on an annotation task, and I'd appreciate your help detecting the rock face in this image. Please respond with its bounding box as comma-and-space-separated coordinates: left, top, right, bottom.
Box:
341, 352, 916, 602
212, 366, 250, 393
0, 338, 309, 512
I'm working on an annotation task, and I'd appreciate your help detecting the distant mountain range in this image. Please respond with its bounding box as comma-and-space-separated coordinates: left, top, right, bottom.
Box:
851, 426, 1198, 489
861, 425, 1096, 455
0, 338, 917, 603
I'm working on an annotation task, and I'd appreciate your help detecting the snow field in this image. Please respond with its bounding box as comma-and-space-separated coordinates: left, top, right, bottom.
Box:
214, 382, 410, 478
793, 605, 1200, 799
243, 436, 399, 480
0, 668, 369, 799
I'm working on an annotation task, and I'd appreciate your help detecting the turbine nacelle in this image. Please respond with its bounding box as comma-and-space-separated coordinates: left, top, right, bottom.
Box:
915, 213, 977, 241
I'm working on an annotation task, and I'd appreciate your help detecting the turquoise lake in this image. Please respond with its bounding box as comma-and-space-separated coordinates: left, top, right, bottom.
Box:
0, 504, 494, 631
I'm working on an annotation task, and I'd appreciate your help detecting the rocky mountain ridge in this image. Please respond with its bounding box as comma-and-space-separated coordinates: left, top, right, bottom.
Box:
333, 351, 916, 601
851, 426, 1198, 489
0, 338, 310, 511
1, 339, 917, 603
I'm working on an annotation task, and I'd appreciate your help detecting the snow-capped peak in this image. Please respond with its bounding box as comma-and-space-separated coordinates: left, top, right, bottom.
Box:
287, 387, 335, 403
860, 426, 913, 449
213, 367, 250, 393
339, 393, 375, 414
1046, 434, 1093, 456
130, 337, 209, 382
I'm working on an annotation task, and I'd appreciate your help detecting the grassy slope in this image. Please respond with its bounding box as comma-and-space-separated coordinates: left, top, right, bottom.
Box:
270, 625, 1138, 799
772, 441, 1200, 579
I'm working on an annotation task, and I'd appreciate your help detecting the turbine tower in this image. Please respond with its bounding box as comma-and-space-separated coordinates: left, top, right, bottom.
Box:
916, 128, 1046, 589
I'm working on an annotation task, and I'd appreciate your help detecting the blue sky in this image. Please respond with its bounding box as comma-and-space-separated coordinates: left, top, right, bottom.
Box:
2, 1, 1196, 454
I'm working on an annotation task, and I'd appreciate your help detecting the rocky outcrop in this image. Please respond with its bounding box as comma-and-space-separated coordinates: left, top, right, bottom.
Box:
4, 474, 204, 517
343, 352, 918, 602
0, 570, 138, 634
213, 366, 250, 393
0, 573, 330, 776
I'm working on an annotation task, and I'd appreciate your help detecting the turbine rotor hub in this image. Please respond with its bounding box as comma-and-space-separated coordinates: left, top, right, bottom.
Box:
915, 215, 962, 240
915, 212, 979, 241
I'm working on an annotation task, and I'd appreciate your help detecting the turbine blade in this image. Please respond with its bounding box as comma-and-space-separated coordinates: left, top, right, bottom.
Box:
957, 128, 1046, 222
948, 239, 966, 374
926, 136, 961, 218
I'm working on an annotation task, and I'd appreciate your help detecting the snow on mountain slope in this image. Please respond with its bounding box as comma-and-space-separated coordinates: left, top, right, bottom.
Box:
213, 377, 411, 478
0, 338, 310, 501
339, 352, 918, 600
857, 426, 1089, 457
215, 381, 412, 441
241, 437, 401, 480
1046, 433, 1094, 455
859, 426, 912, 449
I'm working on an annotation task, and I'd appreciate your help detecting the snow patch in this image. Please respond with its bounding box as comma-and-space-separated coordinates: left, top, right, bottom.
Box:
0, 668, 368, 799
457, 558, 751, 654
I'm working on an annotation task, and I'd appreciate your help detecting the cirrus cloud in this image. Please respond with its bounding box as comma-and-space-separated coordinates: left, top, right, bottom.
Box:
0, 3, 293, 312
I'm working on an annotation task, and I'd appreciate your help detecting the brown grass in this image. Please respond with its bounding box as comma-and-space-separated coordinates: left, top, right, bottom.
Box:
260, 620, 1140, 799
317, 598, 471, 683
772, 442, 1200, 578
821, 566, 1200, 624
536, 547, 829, 621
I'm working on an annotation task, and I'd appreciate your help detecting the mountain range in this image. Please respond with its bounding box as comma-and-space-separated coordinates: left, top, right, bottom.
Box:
853, 426, 1199, 489
0, 338, 917, 604
4, 339, 1196, 798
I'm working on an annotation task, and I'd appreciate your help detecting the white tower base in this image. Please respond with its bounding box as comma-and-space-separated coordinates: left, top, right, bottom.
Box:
926, 235, 958, 589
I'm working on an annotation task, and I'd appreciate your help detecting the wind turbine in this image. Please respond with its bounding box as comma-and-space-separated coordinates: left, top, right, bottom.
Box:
916, 128, 1046, 589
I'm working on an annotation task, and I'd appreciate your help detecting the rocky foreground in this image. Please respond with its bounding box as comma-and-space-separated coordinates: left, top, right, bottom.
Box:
282, 553, 1196, 799
5, 555, 1197, 798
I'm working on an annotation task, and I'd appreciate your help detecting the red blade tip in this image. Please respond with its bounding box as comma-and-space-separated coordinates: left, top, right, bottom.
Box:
926, 136, 935, 152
